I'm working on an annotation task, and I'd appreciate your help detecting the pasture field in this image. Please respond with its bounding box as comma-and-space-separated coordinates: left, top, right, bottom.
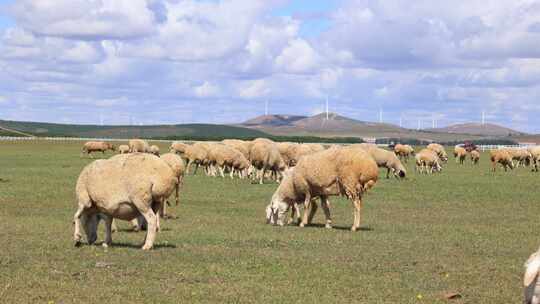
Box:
1, 140, 539, 303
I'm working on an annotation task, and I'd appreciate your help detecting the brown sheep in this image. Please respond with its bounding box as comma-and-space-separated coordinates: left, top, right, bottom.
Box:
183, 144, 208, 175
490, 149, 514, 172
81, 141, 115, 158
129, 139, 149, 153
505, 148, 532, 168
249, 141, 286, 184
267, 146, 378, 231
357, 145, 407, 179
73, 153, 176, 250
470, 150, 480, 165
222, 139, 251, 160
529, 146, 540, 172
454, 146, 468, 164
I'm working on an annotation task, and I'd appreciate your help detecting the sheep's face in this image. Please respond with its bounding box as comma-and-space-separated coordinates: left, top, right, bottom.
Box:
268, 196, 289, 226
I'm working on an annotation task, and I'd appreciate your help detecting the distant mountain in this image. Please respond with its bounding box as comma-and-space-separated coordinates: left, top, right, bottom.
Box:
0, 120, 270, 139
427, 123, 526, 137
242, 114, 307, 127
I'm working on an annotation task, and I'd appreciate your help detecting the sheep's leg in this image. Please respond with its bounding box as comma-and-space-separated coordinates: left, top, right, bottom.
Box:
307, 200, 318, 224
320, 196, 332, 229
386, 168, 391, 179
351, 197, 363, 232
133, 195, 158, 250
259, 168, 266, 185
299, 195, 312, 228
186, 160, 193, 175
73, 205, 86, 246
193, 163, 200, 175
102, 214, 113, 248
111, 219, 117, 233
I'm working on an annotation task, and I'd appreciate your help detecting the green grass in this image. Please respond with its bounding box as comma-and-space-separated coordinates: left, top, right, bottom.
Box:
1, 141, 538, 303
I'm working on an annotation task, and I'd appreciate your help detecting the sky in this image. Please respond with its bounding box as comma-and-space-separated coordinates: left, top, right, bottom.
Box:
1, 0, 540, 132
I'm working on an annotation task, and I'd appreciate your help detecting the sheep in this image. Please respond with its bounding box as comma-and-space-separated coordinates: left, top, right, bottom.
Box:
267, 146, 378, 231
249, 140, 286, 184
129, 139, 149, 153
286, 144, 314, 167
505, 148, 532, 168
307, 143, 325, 153
149, 145, 160, 156
524, 246, 540, 304
453, 146, 468, 164
207, 144, 245, 178
81, 141, 115, 158
277, 142, 295, 167
222, 139, 250, 160
427, 143, 448, 163
183, 144, 208, 175
529, 146, 540, 172
159, 153, 186, 217
490, 149, 514, 172
357, 145, 406, 179
73, 153, 176, 250
118, 144, 130, 154
415, 149, 442, 174
470, 150, 480, 165
170, 141, 188, 155
394, 144, 415, 163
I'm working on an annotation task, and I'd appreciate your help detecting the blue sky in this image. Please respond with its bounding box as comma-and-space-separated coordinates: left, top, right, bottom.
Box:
1, 0, 540, 132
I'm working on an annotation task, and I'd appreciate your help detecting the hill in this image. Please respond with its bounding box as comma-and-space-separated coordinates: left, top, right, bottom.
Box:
240, 112, 494, 142
0, 120, 270, 139
427, 123, 525, 137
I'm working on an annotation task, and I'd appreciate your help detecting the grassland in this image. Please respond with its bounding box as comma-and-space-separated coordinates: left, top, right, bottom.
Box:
1, 140, 539, 303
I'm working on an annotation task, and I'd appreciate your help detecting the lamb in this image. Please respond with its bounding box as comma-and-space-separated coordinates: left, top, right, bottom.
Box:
118, 144, 130, 154
394, 144, 415, 163
524, 246, 540, 304
490, 149, 514, 172
357, 145, 406, 179
427, 143, 448, 163
415, 149, 442, 174
73, 153, 176, 250
170, 141, 188, 155
249, 140, 286, 184
454, 146, 468, 164
149, 145, 160, 156
470, 150, 480, 165
129, 139, 149, 153
81, 141, 115, 158
267, 146, 378, 231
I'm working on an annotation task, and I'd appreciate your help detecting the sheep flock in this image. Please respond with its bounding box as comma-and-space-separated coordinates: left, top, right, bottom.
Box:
74, 138, 540, 301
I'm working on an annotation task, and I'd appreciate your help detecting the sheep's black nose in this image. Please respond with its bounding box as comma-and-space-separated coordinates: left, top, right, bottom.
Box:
399, 171, 406, 178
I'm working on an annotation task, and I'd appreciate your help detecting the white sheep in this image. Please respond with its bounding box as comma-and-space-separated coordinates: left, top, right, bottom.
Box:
524, 247, 540, 304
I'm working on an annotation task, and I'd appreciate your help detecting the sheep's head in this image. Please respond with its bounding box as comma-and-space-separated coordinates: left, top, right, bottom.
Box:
108, 143, 116, 151
80, 213, 98, 245
267, 194, 289, 226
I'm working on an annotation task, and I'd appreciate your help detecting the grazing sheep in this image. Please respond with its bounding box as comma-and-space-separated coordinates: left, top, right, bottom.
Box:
490, 149, 514, 172
73, 153, 176, 250
267, 146, 378, 231
183, 144, 208, 175
415, 149, 442, 174
170, 141, 188, 155
505, 148, 532, 168
81, 141, 115, 158
470, 150, 480, 165
286, 144, 314, 167
358, 145, 406, 179
307, 143, 325, 153
454, 146, 468, 164
118, 144, 130, 154
129, 139, 149, 153
427, 143, 448, 163
524, 246, 540, 304
207, 144, 242, 178
150, 145, 160, 156
277, 142, 295, 167
249, 140, 286, 184
394, 144, 415, 163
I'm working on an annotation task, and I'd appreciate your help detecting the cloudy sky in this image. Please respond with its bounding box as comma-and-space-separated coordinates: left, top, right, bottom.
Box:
1, 0, 540, 132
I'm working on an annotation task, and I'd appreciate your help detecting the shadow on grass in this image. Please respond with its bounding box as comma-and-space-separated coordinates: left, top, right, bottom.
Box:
115, 227, 173, 233
106, 241, 177, 249
290, 223, 374, 231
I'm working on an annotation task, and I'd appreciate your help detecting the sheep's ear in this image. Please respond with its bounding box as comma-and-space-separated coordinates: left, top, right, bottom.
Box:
524, 257, 540, 286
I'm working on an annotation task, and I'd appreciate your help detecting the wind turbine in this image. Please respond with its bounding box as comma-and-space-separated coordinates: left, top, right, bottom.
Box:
265, 99, 268, 116
481, 110, 485, 125
325, 95, 329, 120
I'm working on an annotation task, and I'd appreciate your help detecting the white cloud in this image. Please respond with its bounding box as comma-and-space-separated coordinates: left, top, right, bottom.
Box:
238, 79, 270, 99
194, 81, 220, 98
